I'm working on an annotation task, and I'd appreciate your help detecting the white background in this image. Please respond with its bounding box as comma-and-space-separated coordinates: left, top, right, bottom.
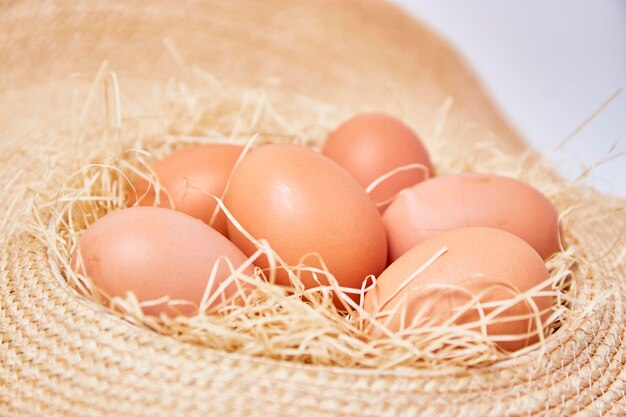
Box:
391, 0, 626, 197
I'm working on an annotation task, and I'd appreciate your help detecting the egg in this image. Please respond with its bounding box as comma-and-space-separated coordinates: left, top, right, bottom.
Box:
322, 113, 434, 212
128, 144, 243, 236
224, 143, 387, 298
72, 206, 253, 316
384, 173, 561, 261
363, 227, 552, 351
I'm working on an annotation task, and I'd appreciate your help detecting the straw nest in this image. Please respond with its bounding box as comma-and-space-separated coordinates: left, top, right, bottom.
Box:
2, 1, 625, 416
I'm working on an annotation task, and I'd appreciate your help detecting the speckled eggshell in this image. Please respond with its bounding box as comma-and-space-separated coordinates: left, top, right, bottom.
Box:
383, 173, 561, 261
224, 143, 388, 296
72, 206, 253, 316
363, 227, 552, 351
322, 113, 434, 212
129, 144, 243, 236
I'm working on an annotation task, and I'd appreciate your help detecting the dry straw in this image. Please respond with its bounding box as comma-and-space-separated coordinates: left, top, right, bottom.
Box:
2, 1, 625, 415
35, 68, 581, 369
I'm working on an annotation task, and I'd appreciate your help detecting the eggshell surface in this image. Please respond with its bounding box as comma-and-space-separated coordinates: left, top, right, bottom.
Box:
129, 144, 243, 236
364, 227, 552, 351
322, 113, 434, 211
73, 206, 253, 316
384, 173, 561, 261
224, 143, 388, 294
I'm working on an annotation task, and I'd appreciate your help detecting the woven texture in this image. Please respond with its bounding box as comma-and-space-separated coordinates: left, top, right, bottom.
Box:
1, 1, 625, 416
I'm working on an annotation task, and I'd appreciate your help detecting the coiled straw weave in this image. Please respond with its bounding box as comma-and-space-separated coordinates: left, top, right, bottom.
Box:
1, 1, 625, 416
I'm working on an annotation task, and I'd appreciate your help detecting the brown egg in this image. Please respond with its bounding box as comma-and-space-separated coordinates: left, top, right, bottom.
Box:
384, 173, 561, 261
224, 143, 387, 298
72, 207, 253, 316
363, 227, 552, 351
128, 144, 243, 236
322, 113, 434, 212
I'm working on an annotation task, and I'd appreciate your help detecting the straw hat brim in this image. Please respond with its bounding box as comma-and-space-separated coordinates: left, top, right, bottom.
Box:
1, 1, 624, 416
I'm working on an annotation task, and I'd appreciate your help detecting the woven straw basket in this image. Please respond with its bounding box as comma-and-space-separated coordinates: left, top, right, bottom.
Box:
1, 1, 625, 416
